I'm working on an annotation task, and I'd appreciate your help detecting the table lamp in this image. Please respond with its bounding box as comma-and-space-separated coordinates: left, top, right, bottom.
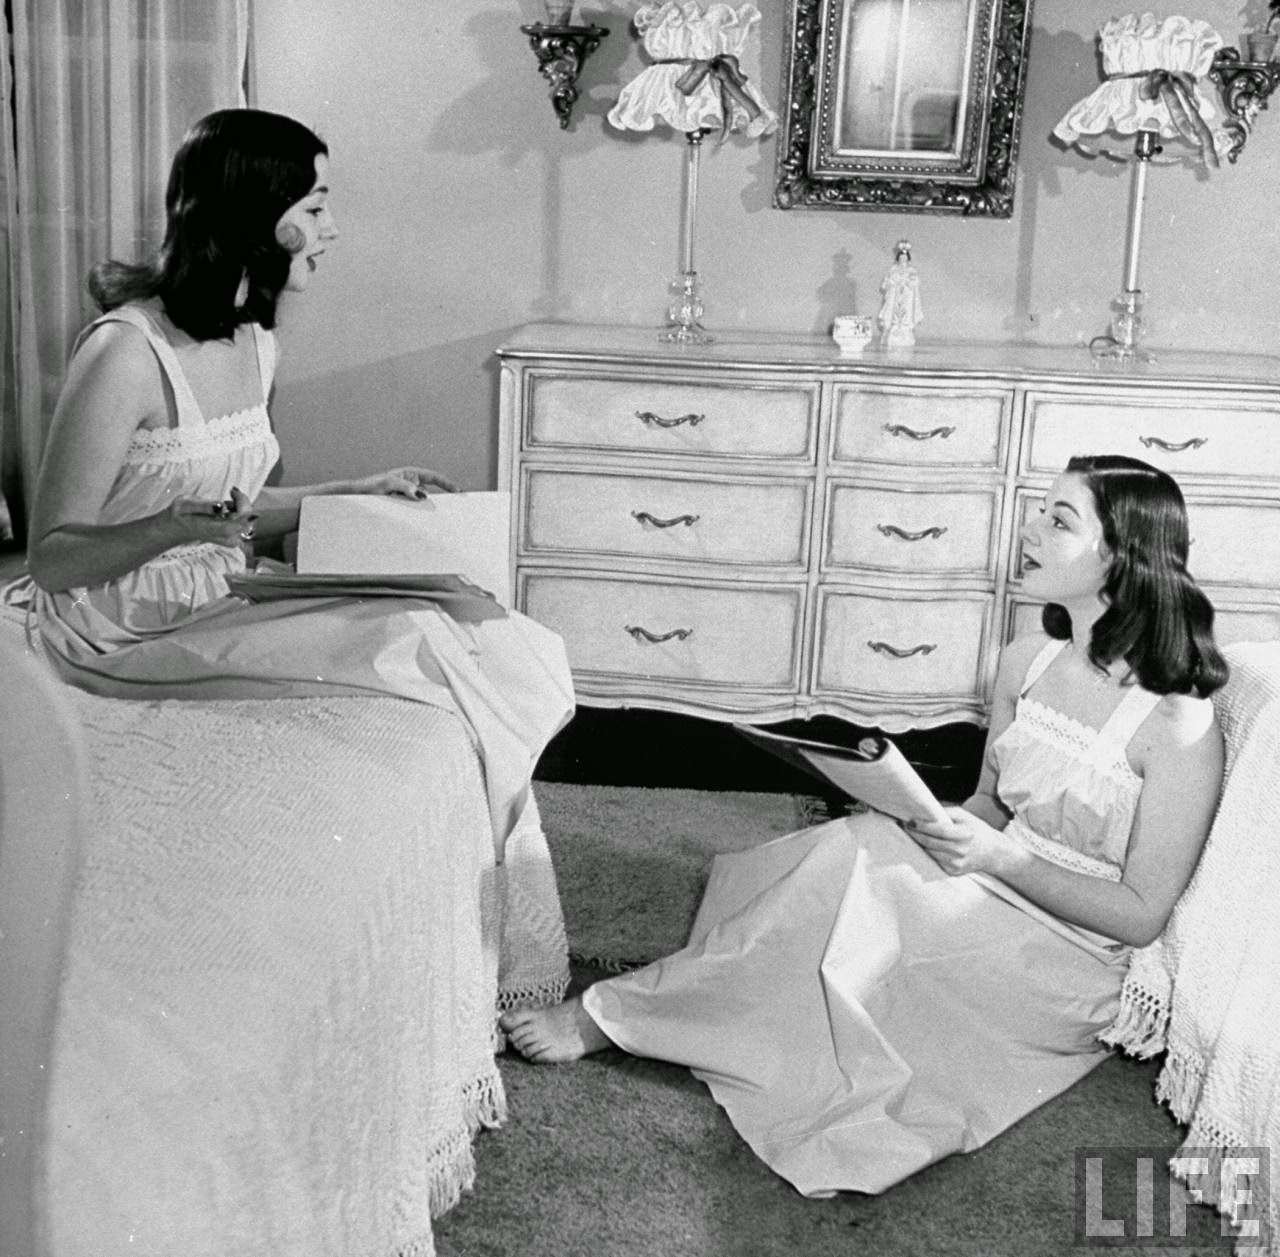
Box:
608, 1, 776, 344
1054, 13, 1229, 360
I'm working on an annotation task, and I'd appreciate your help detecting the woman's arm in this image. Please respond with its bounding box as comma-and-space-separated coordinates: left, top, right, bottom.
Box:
954, 633, 1044, 831
27, 325, 256, 592
994, 695, 1222, 945
912, 692, 1224, 947
250, 468, 458, 539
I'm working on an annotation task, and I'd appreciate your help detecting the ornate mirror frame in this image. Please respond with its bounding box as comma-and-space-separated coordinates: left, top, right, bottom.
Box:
775, 0, 1035, 216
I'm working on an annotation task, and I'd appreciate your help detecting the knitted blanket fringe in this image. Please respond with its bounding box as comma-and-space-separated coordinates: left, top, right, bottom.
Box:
496, 971, 571, 1012
421, 1066, 510, 1224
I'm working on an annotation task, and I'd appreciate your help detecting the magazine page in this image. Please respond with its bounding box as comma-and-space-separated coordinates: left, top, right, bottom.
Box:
296, 492, 511, 606
734, 725, 951, 827
225, 571, 506, 620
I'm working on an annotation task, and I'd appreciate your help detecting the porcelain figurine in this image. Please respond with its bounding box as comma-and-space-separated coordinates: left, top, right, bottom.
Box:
878, 240, 924, 349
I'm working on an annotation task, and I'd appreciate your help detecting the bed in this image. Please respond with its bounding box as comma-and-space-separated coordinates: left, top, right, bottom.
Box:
0, 607, 568, 1257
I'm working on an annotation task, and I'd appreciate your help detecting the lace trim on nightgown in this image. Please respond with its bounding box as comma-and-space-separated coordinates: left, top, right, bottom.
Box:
1006, 817, 1124, 882
1018, 696, 1144, 787
124, 406, 274, 465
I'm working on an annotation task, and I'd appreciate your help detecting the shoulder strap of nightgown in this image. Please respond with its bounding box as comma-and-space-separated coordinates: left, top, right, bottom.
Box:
76, 305, 205, 429
249, 324, 276, 401
1018, 637, 1068, 697
1097, 683, 1163, 749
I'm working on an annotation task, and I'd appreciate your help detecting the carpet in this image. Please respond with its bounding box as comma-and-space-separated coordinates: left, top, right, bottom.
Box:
534, 782, 837, 967
431, 785, 1237, 1257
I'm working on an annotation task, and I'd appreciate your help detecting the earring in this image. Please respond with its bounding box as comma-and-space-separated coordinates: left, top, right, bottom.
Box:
275, 222, 306, 254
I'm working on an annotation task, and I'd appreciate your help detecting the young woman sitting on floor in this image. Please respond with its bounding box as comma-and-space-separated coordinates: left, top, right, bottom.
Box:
502, 453, 1227, 1197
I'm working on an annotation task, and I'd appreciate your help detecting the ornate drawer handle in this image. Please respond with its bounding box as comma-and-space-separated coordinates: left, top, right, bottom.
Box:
882, 423, 956, 441
636, 410, 705, 429
866, 640, 936, 659
625, 624, 693, 644
875, 523, 948, 542
1139, 435, 1208, 453
632, 510, 700, 529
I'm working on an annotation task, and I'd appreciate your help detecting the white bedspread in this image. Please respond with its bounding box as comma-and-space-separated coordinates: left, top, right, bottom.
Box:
1104, 641, 1280, 1255
34, 678, 567, 1256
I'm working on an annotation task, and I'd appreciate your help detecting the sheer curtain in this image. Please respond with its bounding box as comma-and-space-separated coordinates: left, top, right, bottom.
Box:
0, 0, 249, 546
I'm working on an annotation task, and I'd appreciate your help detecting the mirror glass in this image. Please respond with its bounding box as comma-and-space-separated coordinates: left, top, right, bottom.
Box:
776, 0, 1034, 216
837, 0, 974, 156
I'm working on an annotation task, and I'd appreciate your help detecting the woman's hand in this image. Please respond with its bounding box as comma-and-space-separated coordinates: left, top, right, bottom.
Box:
902, 806, 1023, 878
345, 467, 458, 499
247, 469, 459, 541
167, 486, 259, 547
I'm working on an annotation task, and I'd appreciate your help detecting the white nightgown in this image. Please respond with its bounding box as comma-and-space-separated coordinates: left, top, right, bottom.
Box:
23, 303, 574, 858
583, 637, 1178, 1196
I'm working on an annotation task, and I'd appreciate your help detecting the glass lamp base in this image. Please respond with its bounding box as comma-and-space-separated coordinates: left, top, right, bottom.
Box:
1090, 340, 1155, 363
660, 269, 713, 345
1089, 289, 1154, 362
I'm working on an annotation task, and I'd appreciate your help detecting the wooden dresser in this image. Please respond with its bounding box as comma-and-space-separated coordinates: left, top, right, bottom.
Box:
497, 323, 1280, 731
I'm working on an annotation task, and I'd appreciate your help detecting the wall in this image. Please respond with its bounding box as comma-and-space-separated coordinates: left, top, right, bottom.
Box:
252, 0, 1280, 490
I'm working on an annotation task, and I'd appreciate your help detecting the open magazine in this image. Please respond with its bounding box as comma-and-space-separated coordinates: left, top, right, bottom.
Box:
733, 725, 951, 827
296, 492, 512, 607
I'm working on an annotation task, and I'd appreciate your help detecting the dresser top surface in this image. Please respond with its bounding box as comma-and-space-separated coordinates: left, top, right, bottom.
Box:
498, 322, 1280, 389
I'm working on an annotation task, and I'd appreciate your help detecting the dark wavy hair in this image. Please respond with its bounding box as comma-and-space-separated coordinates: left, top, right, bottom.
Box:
89, 109, 328, 341
1041, 454, 1228, 697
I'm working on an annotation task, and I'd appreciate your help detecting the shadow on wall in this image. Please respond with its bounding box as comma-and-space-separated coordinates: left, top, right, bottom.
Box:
269, 329, 509, 492
1002, 25, 1108, 341
424, 6, 637, 320
428, 6, 632, 162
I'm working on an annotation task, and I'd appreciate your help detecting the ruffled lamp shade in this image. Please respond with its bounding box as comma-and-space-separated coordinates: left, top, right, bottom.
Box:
1054, 13, 1228, 163
1055, 13, 1226, 358
608, 1, 777, 344
608, 2, 777, 137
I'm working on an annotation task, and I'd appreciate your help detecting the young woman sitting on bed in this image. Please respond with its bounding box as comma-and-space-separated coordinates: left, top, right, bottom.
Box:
502, 453, 1228, 1197
16, 108, 574, 855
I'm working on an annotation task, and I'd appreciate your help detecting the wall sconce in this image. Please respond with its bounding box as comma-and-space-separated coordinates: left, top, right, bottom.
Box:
1207, 44, 1280, 161
520, 5, 608, 130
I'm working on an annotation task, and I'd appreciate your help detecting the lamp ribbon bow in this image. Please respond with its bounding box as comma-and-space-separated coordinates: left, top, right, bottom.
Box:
1115, 68, 1220, 167
660, 53, 763, 140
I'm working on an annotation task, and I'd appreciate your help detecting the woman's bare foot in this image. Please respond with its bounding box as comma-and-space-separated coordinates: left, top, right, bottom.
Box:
499, 996, 613, 1063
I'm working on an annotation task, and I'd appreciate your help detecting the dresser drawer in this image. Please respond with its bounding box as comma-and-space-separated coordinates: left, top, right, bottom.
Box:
1178, 500, 1280, 589
814, 590, 990, 698
831, 383, 1009, 468
523, 469, 809, 567
521, 572, 803, 688
1011, 490, 1280, 589
526, 373, 818, 461
824, 483, 999, 576
1024, 391, 1280, 481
